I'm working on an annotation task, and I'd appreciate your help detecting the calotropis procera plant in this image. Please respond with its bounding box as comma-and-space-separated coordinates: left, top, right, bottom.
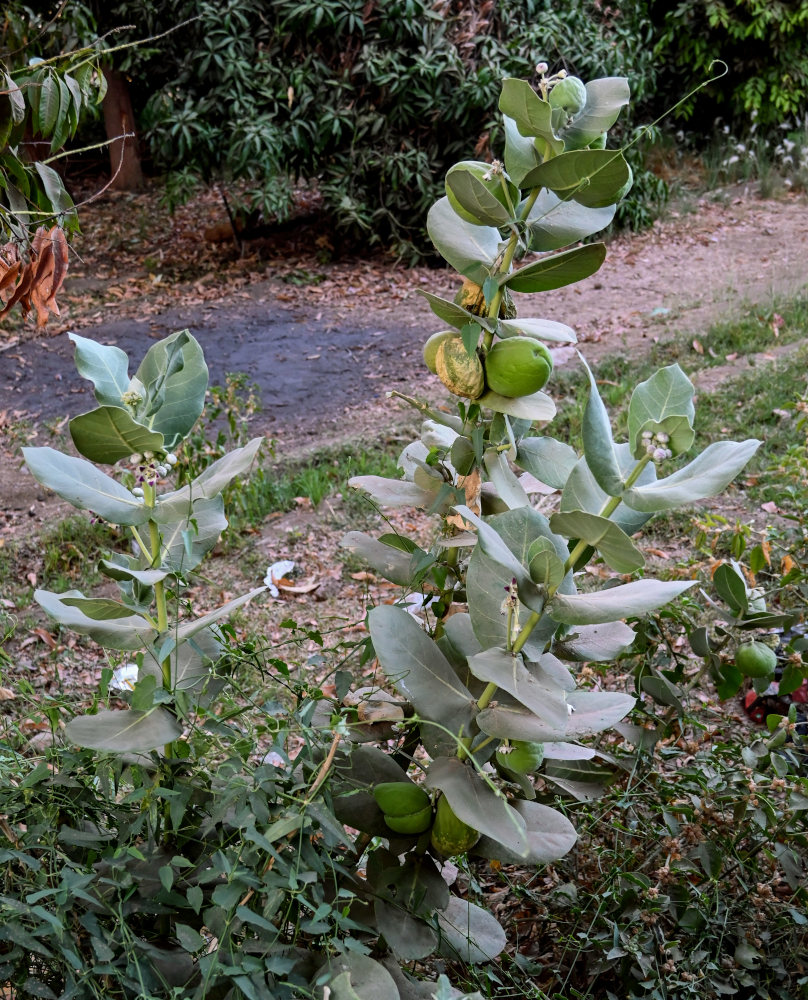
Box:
23, 329, 266, 755
332, 68, 761, 969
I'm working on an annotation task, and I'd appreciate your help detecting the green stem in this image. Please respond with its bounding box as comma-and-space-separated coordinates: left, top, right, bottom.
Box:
143, 483, 173, 760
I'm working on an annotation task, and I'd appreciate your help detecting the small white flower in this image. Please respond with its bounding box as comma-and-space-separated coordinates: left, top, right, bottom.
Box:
261, 750, 286, 767
403, 593, 436, 620
110, 662, 138, 691
263, 560, 295, 597
536, 61, 548, 74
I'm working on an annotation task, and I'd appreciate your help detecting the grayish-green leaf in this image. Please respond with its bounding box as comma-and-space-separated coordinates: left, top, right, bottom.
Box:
142, 626, 223, 696
35, 588, 156, 650
446, 162, 512, 227
561, 78, 630, 150
426, 196, 500, 284
174, 587, 265, 642
475, 799, 577, 864
528, 150, 631, 208
549, 511, 645, 573
581, 355, 623, 496
65, 707, 180, 753
99, 560, 170, 587
425, 757, 527, 856
503, 244, 606, 293
502, 115, 544, 187
160, 496, 227, 574
560, 447, 657, 536
69, 406, 165, 465
369, 605, 477, 753
527, 537, 565, 589
348, 476, 436, 509
341, 531, 415, 586
133, 331, 209, 449
416, 290, 485, 330
498, 79, 561, 151
622, 439, 761, 512
516, 436, 578, 490
627, 365, 695, 459
499, 316, 576, 343
436, 895, 507, 964
547, 579, 695, 625
23, 447, 149, 525
484, 449, 529, 509
553, 621, 635, 662
374, 900, 438, 961
524, 189, 616, 251
156, 438, 263, 520
468, 648, 568, 728
69, 333, 130, 406
478, 388, 555, 422
313, 953, 399, 1000
478, 690, 634, 742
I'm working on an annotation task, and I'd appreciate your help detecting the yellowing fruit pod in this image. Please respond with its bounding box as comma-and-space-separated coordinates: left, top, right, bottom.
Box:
430, 795, 480, 857
423, 330, 456, 374
734, 641, 777, 679
436, 337, 485, 399
484, 337, 553, 397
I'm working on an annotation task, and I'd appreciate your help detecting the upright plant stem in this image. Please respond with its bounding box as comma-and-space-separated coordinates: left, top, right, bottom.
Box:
143, 482, 173, 760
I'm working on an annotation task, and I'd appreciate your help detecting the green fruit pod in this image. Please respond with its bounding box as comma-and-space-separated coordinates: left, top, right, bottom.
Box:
373, 781, 431, 817
430, 795, 480, 857
495, 740, 545, 775
383, 804, 433, 835
436, 338, 485, 399
484, 336, 553, 397
735, 641, 777, 679
423, 331, 456, 374
548, 76, 587, 116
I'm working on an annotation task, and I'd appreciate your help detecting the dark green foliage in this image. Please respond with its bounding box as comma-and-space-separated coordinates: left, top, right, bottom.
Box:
650, 0, 808, 128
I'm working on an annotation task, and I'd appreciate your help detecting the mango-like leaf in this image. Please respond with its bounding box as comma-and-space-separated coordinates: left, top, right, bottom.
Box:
553, 621, 636, 662
35, 588, 156, 650
23, 447, 149, 526
581, 355, 623, 496
475, 799, 577, 864
516, 436, 578, 490
341, 532, 415, 586
561, 447, 656, 537
499, 316, 576, 343
477, 388, 556, 422
70, 333, 130, 406
4, 72, 25, 124
369, 605, 477, 754
66, 707, 181, 753
547, 579, 696, 625
503, 243, 606, 293
159, 496, 227, 575
33, 161, 75, 219
627, 365, 695, 459
528, 150, 631, 209
549, 510, 645, 574
436, 896, 507, 964
468, 648, 568, 729
348, 476, 436, 509
425, 756, 527, 856
133, 331, 208, 449
622, 439, 761, 512
426, 196, 501, 284
502, 115, 544, 187
416, 289, 490, 331
561, 77, 630, 150
524, 189, 616, 251
69, 406, 165, 465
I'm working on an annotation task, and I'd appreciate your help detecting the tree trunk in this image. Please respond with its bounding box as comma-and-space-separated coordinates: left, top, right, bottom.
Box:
102, 67, 144, 190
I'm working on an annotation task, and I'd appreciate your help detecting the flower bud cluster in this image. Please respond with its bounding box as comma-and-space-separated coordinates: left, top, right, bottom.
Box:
128, 450, 177, 492
121, 389, 142, 408
641, 430, 673, 463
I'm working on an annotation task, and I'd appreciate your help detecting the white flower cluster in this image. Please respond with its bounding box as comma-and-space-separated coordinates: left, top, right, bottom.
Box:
641, 430, 672, 463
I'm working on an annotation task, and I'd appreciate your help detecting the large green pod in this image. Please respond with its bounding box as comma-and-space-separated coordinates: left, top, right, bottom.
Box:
430, 795, 480, 857
484, 337, 553, 397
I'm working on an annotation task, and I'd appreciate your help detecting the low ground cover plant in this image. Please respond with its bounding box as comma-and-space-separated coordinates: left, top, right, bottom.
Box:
3, 62, 804, 1000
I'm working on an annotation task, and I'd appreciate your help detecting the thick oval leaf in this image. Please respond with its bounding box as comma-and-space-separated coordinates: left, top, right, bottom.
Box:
503, 243, 606, 293
622, 439, 761, 512
425, 756, 527, 856
133, 331, 209, 449
561, 447, 656, 537
426, 196, 501, 284
565, 690, 637, 736
477, 389, 556, 422
69, 406, 165, 465
562, 77, 630, 151
475, 799, 577, 863
331, 746, 410, 835
524, 190, 615, 251
35, 588, 156, 650
547, 579, 696, 625
69, 333, 130, 406
66, 708, 181, 753
542, 743, 597, 760
499, 317, 577, 344
484, 449, 529, 510
142, 627, 223, 696
313, 953, 399, 1000
156, 438, 263, 519
348, 476, 436, 509
446, 162, 513, 227
477, 703, 568, 742
99, 559, 170, 587
549, 510, 645, 574
581, 355, 623, 496
23, 447, 149, 526
467, 648, 568, 729
159, 496, 227, 575
174, 587, 266, 643
502, 114, 543, 187
498, 79, 559, 150
627, 365, 695, 459
516, 436, 578, 490
341, 531, 415, 586
374, 900, 437, 961
369, 605, 477, 753
553, 621, 636, 662
436, 895, 507, 964
529, 150, 631, 209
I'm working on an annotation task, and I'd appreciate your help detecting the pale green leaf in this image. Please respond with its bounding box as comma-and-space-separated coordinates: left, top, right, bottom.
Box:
446, 161, 512, 227
524, 189, 615, 251
174, 587, 265, 642
348, 476, 436, 509
340, 531, 415, 586
467, 648, 569, 728
627, 365, 696, 459
549, 510, 645, 573
581, 355, 624, 496
528, 150, 631, 209
475, 799, 577, 864
547, 579, 696, 625
484, 449, 529, 509
156, 438, 263, 519
561, 77, 630, 150
65, 708, 181, 753
133, 331, 208, 449
426, 196, 500, 284
502, 115, 543, 187
560, 446, 657, 536
69, 406, 164, 465
159, 496, 227, 574
498, 79, 558, 148
35, 588, 156, 650
516, 436, 578, 490
503, 243, 606, 293
69, 333, 130, 407
478, 388, 556, 422
416, 289, 485, 330
499, 316, 577, 343
553, 621, 636, 662
436, 896, 507, 964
